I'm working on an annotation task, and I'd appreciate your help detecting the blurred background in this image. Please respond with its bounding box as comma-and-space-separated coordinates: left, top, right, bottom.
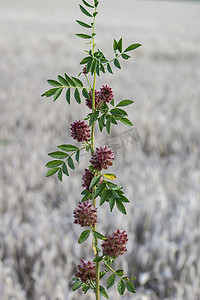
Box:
0, 0, 200, 299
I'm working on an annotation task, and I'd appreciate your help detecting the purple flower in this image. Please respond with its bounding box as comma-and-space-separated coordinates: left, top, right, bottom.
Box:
75, 259, 96, 283
99, 85, 113, 103
70, 120, 90, 142
101, 229, 128, 258
82, 168, 103, 191
85, 90, 102, 110
74, 201, 97, 227
90, 146, 114, 171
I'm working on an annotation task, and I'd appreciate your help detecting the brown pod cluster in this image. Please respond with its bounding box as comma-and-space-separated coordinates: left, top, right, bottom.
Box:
101, 229, 128, 258
99, 85, 113, 103
90, 145, 114, 171
70, 120, 90, 142
74, 201, 97, 227
75, 259, 96, 283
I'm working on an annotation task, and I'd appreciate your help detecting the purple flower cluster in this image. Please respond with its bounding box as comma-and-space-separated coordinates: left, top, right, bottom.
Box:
75, 259, 96, 283
86, 85, 113, 109
70, 120, 90, 142
101, 229, 128, 258
90, 145, 114, 171
99, 85, 113, 103
74, 200, 97, 227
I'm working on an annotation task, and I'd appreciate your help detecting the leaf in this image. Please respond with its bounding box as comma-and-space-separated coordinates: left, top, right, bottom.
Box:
98, 114, 105, 132
76, 20, 92, 28
119, 117, 133, 126
119, 195, 130, 203
89, 175, 101, 189
48, 151, 68, 159
64, 73, 76, 87
111, 116, 118, 125
114, 58, 121, 69
116, 270, 124, 277
66, 88, 70, 104
58, 144, 79, 152
94, 182, 106, 198
62, 163, 69, 176
122, 53, 130, 60
93, 11, 98, 17
89, 110, 99, 126
86, 57, 93, 73
73, 280, 83, 291
46, 160, 63, 168
113, 39, 118, 51
47, 80, 62, 87
96, 60, 100, 76
78, 230, 90, 244
106, 115, 111, 134
107, 63, 113, 74
116, 200, 126, 215
76, 33, 92, 39
68, 156, 75, 170
118, 38, 122, 53
100, 189, 111, 206
103, 173, 116, 181
53, 88, 63, 101
46, 167, 60, 177
82, 88, 90, 99
109, 197, 115, 211
111, 190, 120, 199
124, 43, 141, 52
100, 285, 109, 299
41, 88, 58, 97
127, 281, 136, 293
91, 59, 97, 75
74, 88, 81, 104
81, 193, 91, 202
93, 231, 106, 240
107, 274, 115, 289
80, 56, 92, 65
71, 277, 79, 282
79, 5, 93, 17
82, 0, 94, 8
58, 75, 69, 86
82, 285, 90, 294
75, 150, 80, 163
93, 256, 103, 262
71, 77, 84, 88
81, 189, 89, 195
110, 108, 127, 116
100, 62, 105, 73
110, 98, 114, 106
57, 169, 62, 182
117, 280, 125, 295
116, 100, 134, 107
106, 182, 117, 189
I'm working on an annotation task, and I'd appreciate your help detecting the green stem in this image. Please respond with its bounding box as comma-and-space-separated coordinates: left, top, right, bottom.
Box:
91, 3, 100, 300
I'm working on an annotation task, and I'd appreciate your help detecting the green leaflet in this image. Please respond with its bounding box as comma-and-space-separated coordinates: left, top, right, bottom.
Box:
79, 5, 93, 17
76, 20, 92, 28
46, 167, 60, 177
124, 43, 141, 52
78, 230, 90, 244
117, 280, 125, 295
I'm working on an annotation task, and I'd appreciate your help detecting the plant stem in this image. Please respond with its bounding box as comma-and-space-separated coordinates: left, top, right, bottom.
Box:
91, 2, 100, 299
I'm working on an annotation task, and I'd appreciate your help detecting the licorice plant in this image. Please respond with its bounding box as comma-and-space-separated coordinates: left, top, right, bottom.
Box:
42, 0, 141, 299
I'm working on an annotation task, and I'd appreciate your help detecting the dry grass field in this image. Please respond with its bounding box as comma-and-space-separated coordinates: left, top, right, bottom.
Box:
0, 0, 200, 299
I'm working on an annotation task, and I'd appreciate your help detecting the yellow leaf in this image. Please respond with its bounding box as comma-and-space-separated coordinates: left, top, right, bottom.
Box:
103, 173, 116, 181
